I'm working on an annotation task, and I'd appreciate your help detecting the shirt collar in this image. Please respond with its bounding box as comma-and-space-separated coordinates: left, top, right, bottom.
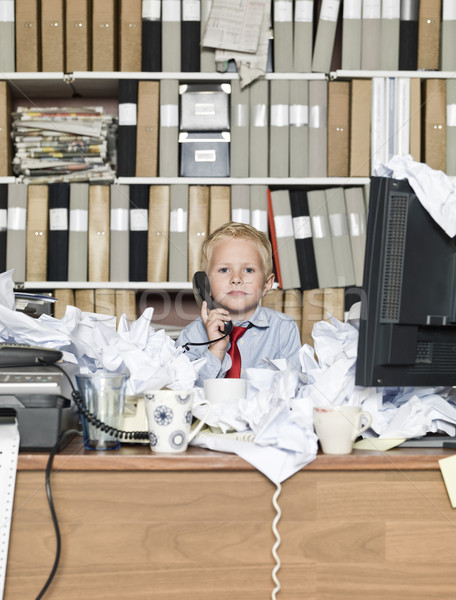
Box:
233, 305, 270, 329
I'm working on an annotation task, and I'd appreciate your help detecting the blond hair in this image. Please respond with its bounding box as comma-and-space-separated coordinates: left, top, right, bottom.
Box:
200, 222, 273, 276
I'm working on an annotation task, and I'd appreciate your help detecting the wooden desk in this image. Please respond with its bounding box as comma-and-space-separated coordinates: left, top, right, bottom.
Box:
5, 440, 456, 600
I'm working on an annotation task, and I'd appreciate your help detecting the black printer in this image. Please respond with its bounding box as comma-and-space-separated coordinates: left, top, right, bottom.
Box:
0, 365, 79, 450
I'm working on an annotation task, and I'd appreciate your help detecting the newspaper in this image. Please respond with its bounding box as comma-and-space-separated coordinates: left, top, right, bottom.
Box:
201, 0, 265, 53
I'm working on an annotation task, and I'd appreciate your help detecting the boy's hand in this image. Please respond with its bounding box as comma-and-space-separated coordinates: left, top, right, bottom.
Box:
201, 301, 230, 360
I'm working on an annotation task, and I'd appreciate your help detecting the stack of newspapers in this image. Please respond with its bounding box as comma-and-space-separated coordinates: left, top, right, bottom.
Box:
11, 106, 117, 184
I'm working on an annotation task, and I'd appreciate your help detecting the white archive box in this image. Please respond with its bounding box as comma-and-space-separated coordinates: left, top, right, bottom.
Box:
179, 83, 231, 131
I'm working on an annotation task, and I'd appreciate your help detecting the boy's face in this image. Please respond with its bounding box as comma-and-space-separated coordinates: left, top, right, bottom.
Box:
207, 238, 274, 320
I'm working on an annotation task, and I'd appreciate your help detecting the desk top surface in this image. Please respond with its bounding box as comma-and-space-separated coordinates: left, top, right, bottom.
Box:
16, 436, 456, 472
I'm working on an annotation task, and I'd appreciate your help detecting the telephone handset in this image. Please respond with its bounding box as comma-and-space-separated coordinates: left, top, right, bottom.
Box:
192, 271, 233, 335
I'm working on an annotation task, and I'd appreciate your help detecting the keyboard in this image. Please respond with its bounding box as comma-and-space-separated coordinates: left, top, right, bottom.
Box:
399, 434, 456, 448
0, 343, 63, 366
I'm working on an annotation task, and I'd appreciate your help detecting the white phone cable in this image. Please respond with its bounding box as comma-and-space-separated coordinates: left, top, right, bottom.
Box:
271, 482, 282, 599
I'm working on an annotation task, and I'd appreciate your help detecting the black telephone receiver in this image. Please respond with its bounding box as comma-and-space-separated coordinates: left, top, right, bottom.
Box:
192, 271, 233, 335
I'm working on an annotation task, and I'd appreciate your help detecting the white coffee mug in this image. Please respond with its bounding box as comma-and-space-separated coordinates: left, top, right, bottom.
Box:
313, 406, 372, 455
144, 389, 211, 453
203, 378, 247, 406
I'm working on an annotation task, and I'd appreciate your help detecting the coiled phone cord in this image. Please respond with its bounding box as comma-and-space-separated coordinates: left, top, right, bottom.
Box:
271, 482, 282, 599
70, 388, 149, 441
45, 361, 150, 441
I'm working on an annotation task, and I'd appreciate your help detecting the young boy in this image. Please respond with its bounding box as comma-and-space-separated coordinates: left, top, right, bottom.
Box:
176, 222, 302, 385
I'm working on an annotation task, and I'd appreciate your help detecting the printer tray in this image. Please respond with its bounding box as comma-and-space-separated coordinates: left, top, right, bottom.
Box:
0, 394, 79, 450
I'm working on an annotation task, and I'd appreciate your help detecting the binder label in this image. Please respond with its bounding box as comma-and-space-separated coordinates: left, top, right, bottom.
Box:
443, 4, 456, 21
343, 0, 362, 19
7, 207, 26, 231
130, 209, 148, 231
232, 208, 250, 224
160, 105, 179, 127
251, 209, 268, 233
363, 0, 381, 20
447, 104, 456, 127
290, 104, 308, 127
142, 0, 161, 20
401, 0, 418, 21
274, 215, 294, 238
183, 0, 201, 21
274, 1, 293, 22
119, 103, 137, 126
162, 0, 181, 22
329, 213, 349, 237
195, 149, 216, 162
321, 0, 340, 22
252, 104, 268, 127
50, 208, 68, 231
348, 212, 366, 237
69, 209, 88, 232
110, 208, 129, 231
170, 208, 188, 232
295, 1, 314, 22
271, 104, 289, 127
233, 104, 249, 127
0, 0, 14, 22
382, 0, 400, 19
292, 215, 312, 240
309, 105, 326, 129
311, 215, 330, 238
0, 208, 6, 231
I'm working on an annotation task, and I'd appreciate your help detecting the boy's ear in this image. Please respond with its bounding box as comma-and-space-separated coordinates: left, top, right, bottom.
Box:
262, 273, 275, 295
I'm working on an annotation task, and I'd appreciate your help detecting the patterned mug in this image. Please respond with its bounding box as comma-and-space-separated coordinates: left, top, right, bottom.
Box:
144, 389, 211, 453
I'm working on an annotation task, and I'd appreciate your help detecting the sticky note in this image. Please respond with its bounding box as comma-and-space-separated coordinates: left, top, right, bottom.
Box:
439, 455, 456, 508
353, 438, 406, 451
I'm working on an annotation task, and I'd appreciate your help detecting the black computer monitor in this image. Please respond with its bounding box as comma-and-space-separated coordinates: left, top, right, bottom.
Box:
355, 176, 456, 388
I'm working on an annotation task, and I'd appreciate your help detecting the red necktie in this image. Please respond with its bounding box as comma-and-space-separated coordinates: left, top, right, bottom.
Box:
225, 326, 249, 378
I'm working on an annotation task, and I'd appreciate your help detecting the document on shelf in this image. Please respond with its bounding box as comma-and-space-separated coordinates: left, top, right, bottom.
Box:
203, 0, 270, 87
202, 0, 265, 53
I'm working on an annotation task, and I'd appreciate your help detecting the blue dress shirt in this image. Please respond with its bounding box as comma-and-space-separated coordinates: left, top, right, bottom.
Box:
176, 305, 302, 387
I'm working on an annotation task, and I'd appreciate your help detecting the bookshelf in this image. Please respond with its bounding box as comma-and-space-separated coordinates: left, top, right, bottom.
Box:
2, 0, 450, 338
0, 68, 372, 335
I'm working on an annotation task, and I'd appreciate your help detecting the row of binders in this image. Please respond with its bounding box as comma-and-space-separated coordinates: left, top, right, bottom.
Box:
262, 286, 362, 347
1, 75, 454, 181
0, 181, 368, 293
119, 75, 456, 180
3, 1, 456, 75
268, 186, 368, 291
52, 288, 138, 325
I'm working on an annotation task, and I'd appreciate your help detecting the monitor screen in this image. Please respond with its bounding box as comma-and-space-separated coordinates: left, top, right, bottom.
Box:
355, 176, 456, 387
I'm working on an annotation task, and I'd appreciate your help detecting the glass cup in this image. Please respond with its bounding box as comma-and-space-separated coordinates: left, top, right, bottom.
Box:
76, 373, 128, 450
